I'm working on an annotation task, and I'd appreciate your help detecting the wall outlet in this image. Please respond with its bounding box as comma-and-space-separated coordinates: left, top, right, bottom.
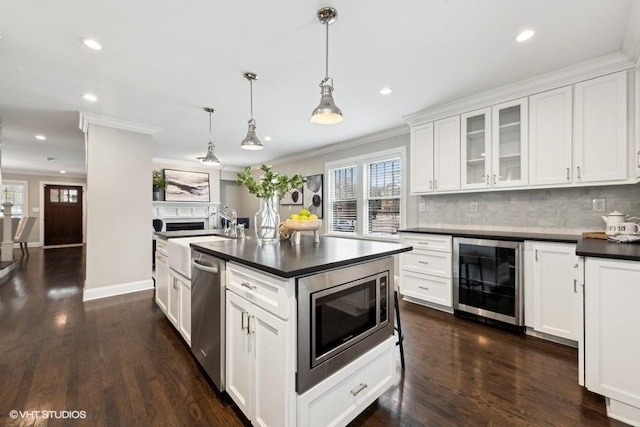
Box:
470, 202, 479, 212
419, 202, 426, 213
592, 199, 606, 212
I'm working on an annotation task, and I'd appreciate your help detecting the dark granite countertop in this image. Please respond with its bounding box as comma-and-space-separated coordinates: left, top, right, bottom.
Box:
155, 229, 225, 239
399, 227, 580, 243
190, 235, 412, 278
576, 238, 640, 261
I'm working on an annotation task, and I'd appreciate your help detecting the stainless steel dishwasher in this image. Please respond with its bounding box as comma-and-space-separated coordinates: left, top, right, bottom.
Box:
190, 249, 226, 392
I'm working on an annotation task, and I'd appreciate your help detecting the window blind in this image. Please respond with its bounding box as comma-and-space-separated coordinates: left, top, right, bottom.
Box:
366, 158, 401, 236
328, 166, 357, 233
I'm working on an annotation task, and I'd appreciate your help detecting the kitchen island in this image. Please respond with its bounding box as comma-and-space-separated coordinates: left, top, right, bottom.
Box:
189, 235, 411, 427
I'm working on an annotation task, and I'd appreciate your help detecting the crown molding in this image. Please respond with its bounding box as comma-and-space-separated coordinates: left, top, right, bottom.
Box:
403, 52, 635, 127
79, 112, 160, 135
267, 125, 409, 167
1, 167, 87, 178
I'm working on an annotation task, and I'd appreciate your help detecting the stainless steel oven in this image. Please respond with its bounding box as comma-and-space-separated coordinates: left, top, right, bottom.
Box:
296, 257, 394, 394
453, 237, 523, 326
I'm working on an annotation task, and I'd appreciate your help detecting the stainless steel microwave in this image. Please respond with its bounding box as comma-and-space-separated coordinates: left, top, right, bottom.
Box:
296, 257, 394, 394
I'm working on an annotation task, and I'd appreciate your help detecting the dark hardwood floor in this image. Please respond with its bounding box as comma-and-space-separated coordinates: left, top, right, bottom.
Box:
0, 247, 626, 426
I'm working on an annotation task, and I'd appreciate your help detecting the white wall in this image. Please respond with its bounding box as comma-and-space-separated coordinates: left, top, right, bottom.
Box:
152, 161, 221, 203
84, 124, 153, 299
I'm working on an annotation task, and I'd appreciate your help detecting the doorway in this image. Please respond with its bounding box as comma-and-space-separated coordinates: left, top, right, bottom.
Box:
43, 184, 84, 246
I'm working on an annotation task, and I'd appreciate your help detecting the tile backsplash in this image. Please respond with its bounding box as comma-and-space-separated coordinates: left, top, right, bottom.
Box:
418, 184, 640, 234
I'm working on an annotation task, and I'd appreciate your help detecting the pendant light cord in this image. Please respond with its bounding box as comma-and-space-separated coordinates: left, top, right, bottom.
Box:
208, 111, 213, 142
250, 79, 254, 120
324, 21, 329, 81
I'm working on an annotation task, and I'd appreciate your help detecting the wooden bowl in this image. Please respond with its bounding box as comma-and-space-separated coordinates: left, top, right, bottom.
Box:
284, 219, 322, 231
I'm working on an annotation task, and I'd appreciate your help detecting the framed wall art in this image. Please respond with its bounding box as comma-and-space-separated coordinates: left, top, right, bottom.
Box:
303, 174, 323, 218
280, 186, 304, 206
163, 169, 210, 202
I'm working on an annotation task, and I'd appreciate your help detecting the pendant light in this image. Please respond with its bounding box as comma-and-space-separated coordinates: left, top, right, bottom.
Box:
310, 7, 343, 125
241, 72, 263, 150
198, 107, 221, 166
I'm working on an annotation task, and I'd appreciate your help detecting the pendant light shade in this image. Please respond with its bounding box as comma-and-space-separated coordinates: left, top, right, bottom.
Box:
310, 7, 343, 125
241, 72, 263, 150
198, 107, 221, 166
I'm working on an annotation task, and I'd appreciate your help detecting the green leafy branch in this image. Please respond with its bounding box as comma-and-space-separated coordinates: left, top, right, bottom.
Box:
237, 165, 306, 199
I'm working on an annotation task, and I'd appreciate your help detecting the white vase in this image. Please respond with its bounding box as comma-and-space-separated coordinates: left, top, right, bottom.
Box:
254, 195, 280, 244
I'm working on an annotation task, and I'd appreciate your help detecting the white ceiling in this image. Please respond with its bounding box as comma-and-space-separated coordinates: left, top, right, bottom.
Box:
0, 0, 637, 176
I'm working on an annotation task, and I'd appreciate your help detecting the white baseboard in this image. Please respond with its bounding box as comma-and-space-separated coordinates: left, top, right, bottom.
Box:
13, 242, 43, 248
83, 279, 154, 301
0, 262, 16, 278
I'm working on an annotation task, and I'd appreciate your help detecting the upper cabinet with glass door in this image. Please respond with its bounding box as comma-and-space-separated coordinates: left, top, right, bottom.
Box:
461, 108, 492, 190
491, 98, 528, 188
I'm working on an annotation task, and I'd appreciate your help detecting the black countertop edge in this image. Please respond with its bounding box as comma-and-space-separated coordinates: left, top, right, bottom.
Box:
575, 238, 640, 262
399, 228, 580, 243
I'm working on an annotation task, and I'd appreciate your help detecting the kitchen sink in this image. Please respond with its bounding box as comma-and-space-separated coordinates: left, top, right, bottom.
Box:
167, 235, 228, 279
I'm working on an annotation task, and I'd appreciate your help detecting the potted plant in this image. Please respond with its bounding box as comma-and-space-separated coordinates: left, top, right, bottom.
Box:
237, 165, 305, 243
152, 170, 167, 201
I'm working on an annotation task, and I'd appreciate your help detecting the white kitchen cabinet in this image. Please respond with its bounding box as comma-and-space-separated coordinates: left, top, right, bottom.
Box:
297, 337, 395, 427
226, 290, 289, 427
154, 251, 169, 314
399, 233, 453, 310
409, 116, 460, 194
461, 108, 492, 190
529, 87, 573, 186
491, 98, 528, 188
585, 257, 640, 421
524, 242, 582, 342
433, 116, 461, 192
574, 71, 628, 183
410, 122, 435, 194
167, 269, 192, 346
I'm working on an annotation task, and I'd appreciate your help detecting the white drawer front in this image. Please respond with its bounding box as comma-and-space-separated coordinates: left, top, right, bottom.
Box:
401, 271, 452, 307
297, 338, 395, 427
227, 263, 290, 319
401, 250, 451, 278
400, 233, 452, 253
156, 238, 168, 255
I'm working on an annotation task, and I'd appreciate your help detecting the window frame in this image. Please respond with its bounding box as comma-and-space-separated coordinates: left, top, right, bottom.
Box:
1, 180, 29, 217
325, 146, 406, 241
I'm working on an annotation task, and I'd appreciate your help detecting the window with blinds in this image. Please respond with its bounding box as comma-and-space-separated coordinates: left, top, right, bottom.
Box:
365, 158, 401, 237
328, 166, 357, 234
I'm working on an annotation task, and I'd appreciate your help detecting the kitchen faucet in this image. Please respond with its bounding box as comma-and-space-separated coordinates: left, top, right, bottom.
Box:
211, 206, 240, 237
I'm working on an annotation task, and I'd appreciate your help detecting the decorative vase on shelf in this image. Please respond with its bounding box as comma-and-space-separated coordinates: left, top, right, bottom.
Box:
153, 187, 162, 201
254, 195, 280, 244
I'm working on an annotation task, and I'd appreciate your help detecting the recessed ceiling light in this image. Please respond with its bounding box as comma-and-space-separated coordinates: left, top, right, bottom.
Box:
264, 136, 272, 141
35, 135, 46, 140
83, 93, 98, 102
379, 87, 393, 95
516, 30, 535, 43
59, 170, 67, 174
81, 38, 102, 50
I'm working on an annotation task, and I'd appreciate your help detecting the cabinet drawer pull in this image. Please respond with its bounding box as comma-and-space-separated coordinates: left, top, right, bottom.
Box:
247, 315, 254, 335
240, 281, 257, 291
418, 260, 429, 265
492, 174, 497, 185
417, 241, 429, 245
576, 166, 581, 180
200, 349, 207, 358
418, 286, 430, 291
350, 382, 368, 396
566, 167, 570, 180
241, 311, 246, 331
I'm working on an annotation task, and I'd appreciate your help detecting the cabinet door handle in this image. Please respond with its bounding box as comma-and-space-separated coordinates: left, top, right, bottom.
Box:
492, 174, 497, 185
173, 282, 179, 290
573, 279, 577, 293
637, 151, 640, 166
241, 311, 247, 332
350, 382, 368, 396
247, 315, 254, 335
576, 166, 581, 180
486, 175, 490, 186
566, 167, 570, 180
240, 281, 257, 291
429, 180, 433, 190
535, 250, 538, 261
434, 180, 438, 190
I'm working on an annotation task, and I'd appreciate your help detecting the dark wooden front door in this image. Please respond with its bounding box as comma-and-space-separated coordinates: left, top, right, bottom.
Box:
44, 185, 83, 246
